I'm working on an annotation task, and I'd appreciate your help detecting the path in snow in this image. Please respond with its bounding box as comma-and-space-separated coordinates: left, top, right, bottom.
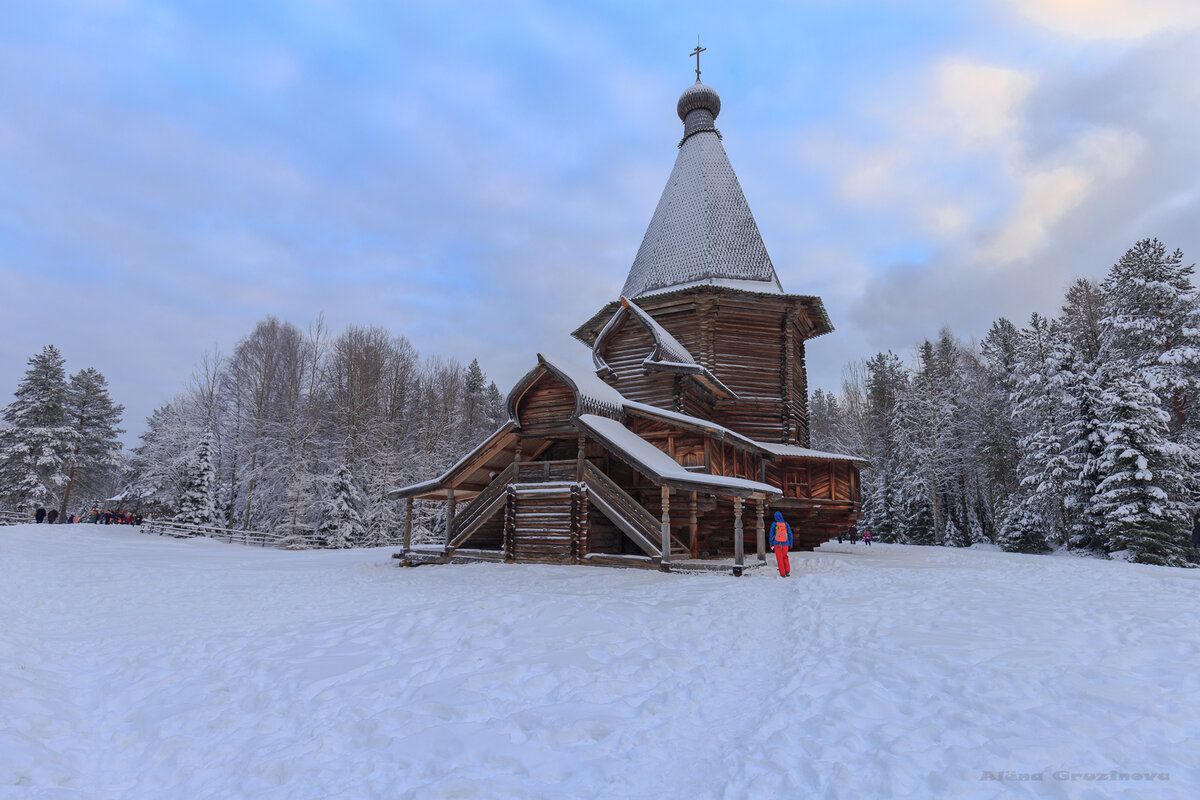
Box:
1, 524, 1197, 799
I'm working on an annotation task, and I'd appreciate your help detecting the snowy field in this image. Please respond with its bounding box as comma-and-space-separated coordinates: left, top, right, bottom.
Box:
2, 525, 1198, 799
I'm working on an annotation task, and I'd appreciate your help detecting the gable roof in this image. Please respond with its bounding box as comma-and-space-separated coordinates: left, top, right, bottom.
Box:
591, 297, 737, 399
621, 81, 784, 300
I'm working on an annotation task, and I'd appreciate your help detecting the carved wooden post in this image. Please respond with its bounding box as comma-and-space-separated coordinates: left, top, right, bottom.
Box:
503, 486, 516, 562
576, 432, 586, 480
688, 491, 699, 559
660, 485, 671, 572
578, 485, 589, 560
444, 487, 456, 551
569, 484, 581, 564
402, 497, 414, 555
733, 497, 744, 577
755, 498, 766, 563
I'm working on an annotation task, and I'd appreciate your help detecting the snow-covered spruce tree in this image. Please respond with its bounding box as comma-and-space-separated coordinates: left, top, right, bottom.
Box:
0, 345, 78, 510
977, 318, 1023, 507
996, 495, 1052, 554
1059, 359, 1106, 551
998, 315, 1072, 551
1100, 239, 1200, 505
1088, 365, 1193, 567
59, 368, 124, 518
318, 462, 365, 548
175, 431, 217, 527
893, 338, 957, 544
858, 352, 906, 541
485, 381, 506, 430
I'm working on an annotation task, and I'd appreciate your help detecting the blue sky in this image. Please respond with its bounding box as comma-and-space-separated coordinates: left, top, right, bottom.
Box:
3, 0, 1200, 444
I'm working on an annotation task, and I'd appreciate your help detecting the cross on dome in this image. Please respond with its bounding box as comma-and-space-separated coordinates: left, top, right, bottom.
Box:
689, 37, 706, 83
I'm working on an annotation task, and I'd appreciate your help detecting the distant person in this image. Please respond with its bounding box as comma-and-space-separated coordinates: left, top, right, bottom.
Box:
47, 508, 58, 524
848, 524, 858, 544
771, 511, 793, 578
863, 528, 872, 546
1191, 508, 1200, 553
89, 508, 100, 523
134, 513, 143, 526
35, 506, 46, 523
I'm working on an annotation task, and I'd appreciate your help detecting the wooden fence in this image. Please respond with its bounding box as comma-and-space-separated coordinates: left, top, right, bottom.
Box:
0, 510, 33, 526
140, 518, 289, 548
139, 518, 405, 550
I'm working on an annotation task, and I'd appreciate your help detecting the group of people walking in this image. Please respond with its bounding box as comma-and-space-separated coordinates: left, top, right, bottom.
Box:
836, 525, 871, 545
33, 506, 141, 526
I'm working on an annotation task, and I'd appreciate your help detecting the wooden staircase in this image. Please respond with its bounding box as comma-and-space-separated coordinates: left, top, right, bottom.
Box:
437, 459, 689, 562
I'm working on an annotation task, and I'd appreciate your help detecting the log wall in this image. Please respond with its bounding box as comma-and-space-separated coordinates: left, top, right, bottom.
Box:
597, 316, 676, 406
515, 373, 576, 436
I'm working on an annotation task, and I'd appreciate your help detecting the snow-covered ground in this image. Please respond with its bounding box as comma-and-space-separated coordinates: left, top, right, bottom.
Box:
2, 525, 1197, 799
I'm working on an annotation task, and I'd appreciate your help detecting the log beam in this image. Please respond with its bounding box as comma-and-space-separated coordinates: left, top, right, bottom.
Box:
660, 485, 671, 572
402, 497, 414, 555
688, 491, 699, 559
755, 499, 766, 563
733, 498, 745, 577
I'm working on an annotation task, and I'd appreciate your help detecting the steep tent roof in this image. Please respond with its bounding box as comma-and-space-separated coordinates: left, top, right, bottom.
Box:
621, 80, 784, 299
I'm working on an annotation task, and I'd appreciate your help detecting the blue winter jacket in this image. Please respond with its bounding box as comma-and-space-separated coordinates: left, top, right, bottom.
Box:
770, 511, 793, 547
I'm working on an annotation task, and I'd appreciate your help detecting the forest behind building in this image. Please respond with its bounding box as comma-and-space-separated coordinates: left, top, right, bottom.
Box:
4, 238, 1199, 565
808, 238, 1200, 567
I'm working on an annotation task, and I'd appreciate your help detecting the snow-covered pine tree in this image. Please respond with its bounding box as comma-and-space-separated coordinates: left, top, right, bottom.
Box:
978, 318, 1023, 505
1059, 357, 1105, 551
0, 345, 78, 510
459, 358, 489, 449
175, 430, 217, 526
1101, 239, 1200, 440
59, 367, 125, 518
1060, 278, 1104, 364
996, 495, 1052, 553
1088, 364, 1193, 567
893, 338, 957, 544
859, 352, 906, 541
999, 315, 1073, 552
485, 381, 506, 430
318, 461, 365, 548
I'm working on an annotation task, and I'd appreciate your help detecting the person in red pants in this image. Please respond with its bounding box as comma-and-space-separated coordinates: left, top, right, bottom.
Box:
771, 511, 793, 577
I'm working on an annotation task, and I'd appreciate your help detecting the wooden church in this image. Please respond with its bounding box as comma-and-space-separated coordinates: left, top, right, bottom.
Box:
391, 69, 865, 574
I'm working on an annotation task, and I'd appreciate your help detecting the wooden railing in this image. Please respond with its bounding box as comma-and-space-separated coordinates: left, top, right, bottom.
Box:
0, 510, 33, 526
580, 461, 688, 557
448, 462, 518, 548
141, 518, 289, 548
516, 460, 578, 483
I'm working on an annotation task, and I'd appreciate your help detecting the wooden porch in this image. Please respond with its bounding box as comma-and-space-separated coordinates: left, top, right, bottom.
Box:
395, 457, 785, 576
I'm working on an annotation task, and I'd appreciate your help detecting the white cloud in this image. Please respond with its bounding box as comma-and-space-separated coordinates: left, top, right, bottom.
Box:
983, 127, 1143, 263
1010, 0, 1200, 40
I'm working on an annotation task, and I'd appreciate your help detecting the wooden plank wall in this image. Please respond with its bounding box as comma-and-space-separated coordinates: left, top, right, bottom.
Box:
511, 486, 575, 562
598, 317, 676, 406
515, 373, 576, 436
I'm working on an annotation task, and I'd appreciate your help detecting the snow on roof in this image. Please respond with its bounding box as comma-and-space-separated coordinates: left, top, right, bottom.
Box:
577, 414, 780, 498
622, 400, 766, 453
620, 298, 696, 365
589, 299, 737, 398
621, 123, 785, 299
535, 352, 626, 418
757, 442, 870, 464
387, 421, 517, 499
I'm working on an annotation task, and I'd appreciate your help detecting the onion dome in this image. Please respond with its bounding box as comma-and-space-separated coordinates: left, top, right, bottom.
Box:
676, 81, 721, 121
676, 81, 721, 141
